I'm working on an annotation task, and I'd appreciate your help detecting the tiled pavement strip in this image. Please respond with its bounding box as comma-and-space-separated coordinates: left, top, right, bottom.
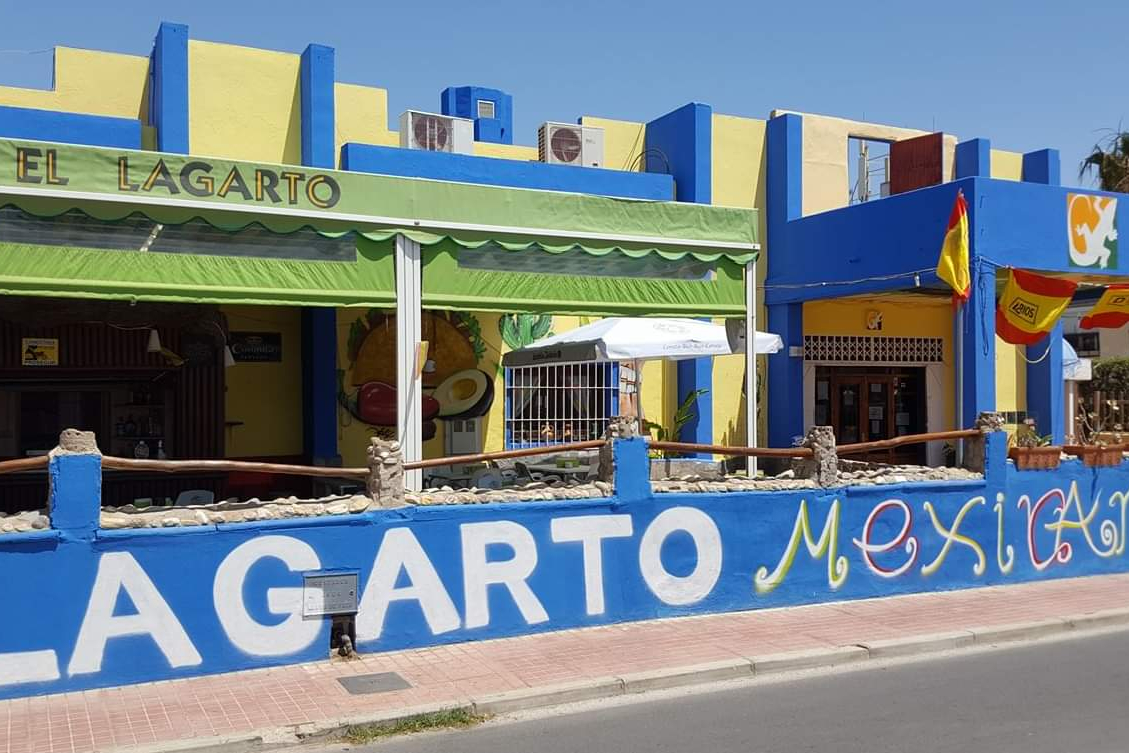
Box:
4, 573, 1129, 753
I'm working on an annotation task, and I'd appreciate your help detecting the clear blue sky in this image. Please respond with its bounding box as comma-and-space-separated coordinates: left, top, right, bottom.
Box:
1, 0, 1125, 186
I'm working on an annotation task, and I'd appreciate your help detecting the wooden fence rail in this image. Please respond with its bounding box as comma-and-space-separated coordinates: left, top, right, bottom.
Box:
24, 427, 984, 482
101, 456, 369, 479
403, 440, 608, 471
837, 429, 980, 456
0, 456, 49, 475
646, 441, 814, 459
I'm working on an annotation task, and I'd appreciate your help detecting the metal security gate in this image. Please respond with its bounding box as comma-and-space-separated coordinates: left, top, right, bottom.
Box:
504, 362, 618, 448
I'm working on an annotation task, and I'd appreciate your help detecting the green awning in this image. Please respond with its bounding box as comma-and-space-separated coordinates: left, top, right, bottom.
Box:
0, 139, 759, 262
0, 139, 758, 310
0, 235, 396, 308
422, 240, 746, 317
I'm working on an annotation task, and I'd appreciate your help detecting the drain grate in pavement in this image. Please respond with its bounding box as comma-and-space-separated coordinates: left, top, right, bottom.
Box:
337, 672, 412, 695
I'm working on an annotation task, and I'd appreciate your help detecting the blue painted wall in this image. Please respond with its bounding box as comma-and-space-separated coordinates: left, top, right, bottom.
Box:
955, 138, 991, 178
150, 21, 189, 154
1023, 148, 1060, 186
1027, 322, 1065, 443
339, 143, 673, 200
765, 114, 805, 446
645, 104, 714, 449
299, 43, 341, 466
441, 86, 513, 145
0, 105, 141, 149
6, 431, 1129, 700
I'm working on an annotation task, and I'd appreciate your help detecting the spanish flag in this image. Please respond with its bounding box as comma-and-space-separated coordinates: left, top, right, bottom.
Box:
936, 189, 970, 303
1081, 285, 1129, 329
996, 269, 1078, 345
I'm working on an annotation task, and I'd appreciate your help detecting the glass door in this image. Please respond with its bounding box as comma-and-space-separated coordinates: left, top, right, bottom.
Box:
833, 378, 863, 444
864, 376, 892, 442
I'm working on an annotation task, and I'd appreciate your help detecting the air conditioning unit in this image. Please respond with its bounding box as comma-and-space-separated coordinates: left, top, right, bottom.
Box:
538, 122, 604, 167
399, 110, 474, 154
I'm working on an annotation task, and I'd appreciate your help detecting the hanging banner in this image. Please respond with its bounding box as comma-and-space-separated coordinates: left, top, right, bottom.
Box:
1081, 285, 1129, 330
995, 269, 1077, 345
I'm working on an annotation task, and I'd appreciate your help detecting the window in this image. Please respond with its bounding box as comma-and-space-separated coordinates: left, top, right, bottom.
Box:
477, 100, 496, 119
504, 363, 618, 448
847, 138, 891, 204
1065, 331, 1100, 357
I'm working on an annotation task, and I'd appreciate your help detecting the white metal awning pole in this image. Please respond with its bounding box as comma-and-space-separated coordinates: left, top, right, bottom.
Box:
746, 259, 757, 477
395, 234, 423, 491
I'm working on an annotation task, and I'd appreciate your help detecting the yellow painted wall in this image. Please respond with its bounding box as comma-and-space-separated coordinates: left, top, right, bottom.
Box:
222, 305, 304, 458
0, 47, 149, 121
710, 113, 767, 446
990, 149, 1024, 180
802, 294, 956, 429
473, 142, 538, 160
995, 338, 1027, 413
580, 116, 646, 172
188, 40, 302, 164
772, 110, 957, 217
334, 82, 397, 162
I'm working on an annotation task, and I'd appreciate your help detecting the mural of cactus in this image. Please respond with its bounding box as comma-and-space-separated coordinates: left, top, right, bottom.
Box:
499, 314, 553, 350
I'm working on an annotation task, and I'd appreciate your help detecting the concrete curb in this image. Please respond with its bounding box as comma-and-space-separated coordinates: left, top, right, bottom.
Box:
967, 617, 1073, 645
751, 646, 868, 675
859, 630, 976, 659
151, 609, 1129, 752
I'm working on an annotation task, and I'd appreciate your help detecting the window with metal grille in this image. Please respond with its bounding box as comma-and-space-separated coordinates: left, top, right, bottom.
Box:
1065, 331, 1100, 357
504, 362, 618, 448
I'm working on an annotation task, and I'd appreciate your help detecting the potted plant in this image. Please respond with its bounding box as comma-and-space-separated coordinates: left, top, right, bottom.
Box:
1008, 418, 1061, 470
1063, 398, 1126, 467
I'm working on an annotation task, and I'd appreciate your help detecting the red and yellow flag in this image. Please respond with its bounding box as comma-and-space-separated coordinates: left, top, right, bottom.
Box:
995, 269, 1078, 345
1081, 285, 1129, 330
936, 189, 970, 303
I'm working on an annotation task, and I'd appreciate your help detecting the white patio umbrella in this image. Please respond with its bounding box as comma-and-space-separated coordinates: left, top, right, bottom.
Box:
500, 317, 782, 368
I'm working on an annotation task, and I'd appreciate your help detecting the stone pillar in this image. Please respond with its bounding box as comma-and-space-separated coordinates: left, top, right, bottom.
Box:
963, 411, 1004, 474
48, 429, 102, 537
366, 438, 405, 508
599, 416, 639, 484
793, 425, 837, 487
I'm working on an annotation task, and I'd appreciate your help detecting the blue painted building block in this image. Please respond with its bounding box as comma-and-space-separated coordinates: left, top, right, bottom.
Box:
767, 302, 804, 447
766, 114, 804, 446
300, 43, 341, 465
1026, 322, 1065, 443
48, 454, 101, 538
150, 22, 189, 153
646, 104, 714, 451
955, 138, 991, 178
300, 44, 336, 170
645, 103, 712, 203
340, 143, 674, 200
960, 259, 996, 429
441, 86, 513, 145
1023, 149, 1060, 186
0, 105, 141, 149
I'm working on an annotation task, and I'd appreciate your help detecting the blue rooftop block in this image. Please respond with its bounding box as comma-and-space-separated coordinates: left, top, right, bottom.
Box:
0, 105, 141, 149
340, 143, 674, 201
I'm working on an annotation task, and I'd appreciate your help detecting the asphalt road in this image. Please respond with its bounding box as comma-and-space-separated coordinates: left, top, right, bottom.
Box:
341, 630, 1129, 753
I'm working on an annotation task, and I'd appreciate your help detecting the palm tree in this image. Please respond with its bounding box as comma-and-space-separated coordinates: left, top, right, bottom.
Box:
1080, 129, 1129, 192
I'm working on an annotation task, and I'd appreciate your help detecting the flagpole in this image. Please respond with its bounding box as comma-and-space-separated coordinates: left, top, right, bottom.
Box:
955, 301, 964, 466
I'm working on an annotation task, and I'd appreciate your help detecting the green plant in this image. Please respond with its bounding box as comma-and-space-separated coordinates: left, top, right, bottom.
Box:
498, 314, 553, 350
1012, 418, 1053, 448
339, 708, 486, 744
1080, 129, 1129, 193
644, 388, 709, 457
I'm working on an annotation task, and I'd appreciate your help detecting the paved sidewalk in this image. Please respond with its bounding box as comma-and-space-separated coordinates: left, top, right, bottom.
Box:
4, 574, 1129, 753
